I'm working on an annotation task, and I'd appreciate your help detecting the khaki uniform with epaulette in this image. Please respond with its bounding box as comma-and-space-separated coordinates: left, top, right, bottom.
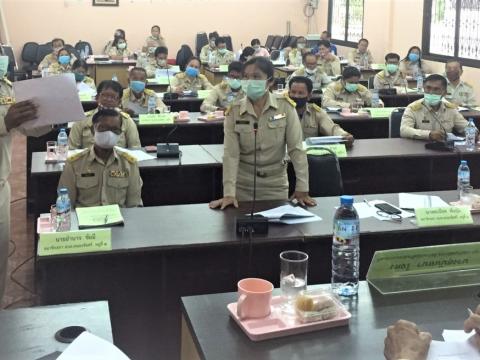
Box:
0, 78, 51, 300
373, 70, 406, 90
210, 50, 235, 66
316, 55, 341, 76
80, 76, 97, 92
322, 80, 372, 108
446, 81, 476, 107
400, 99, 468, 140
200, 81, 244, 113
38, 53, 76, 70
68, 108, 141, 150
143, 57, 172, 78
48, 63, 72, 75
301, 103, 350, 139
286, 67, 331, 91
58, 147, 143, 208
143, 36, 166, 57
347, 49, 374, 67
223, 92, 309, 201
200, 45, 215, 64
169, 72, 214, 92
121, 88, 166, 115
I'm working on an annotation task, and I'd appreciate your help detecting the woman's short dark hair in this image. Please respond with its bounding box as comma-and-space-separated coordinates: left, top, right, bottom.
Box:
72, 59, 88, 71
186, 56, 201, 66
57, 47, 71, 56
289, 76, 313, 93
242, 57, 274, 79
97, 80, 123, 98
251, 38, 261, 46
155, 46, 168, 57
92, 108, 120, 124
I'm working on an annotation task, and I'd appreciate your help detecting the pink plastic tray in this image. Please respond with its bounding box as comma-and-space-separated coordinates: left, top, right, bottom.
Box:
197, 115, 225, 122
37, 215, 54, 234
340, 112, 369, 118
227, 295, 351, 341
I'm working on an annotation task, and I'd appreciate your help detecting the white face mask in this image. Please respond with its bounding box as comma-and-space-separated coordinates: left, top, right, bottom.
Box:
94, 130, 120, 149
305, 67, 317, 75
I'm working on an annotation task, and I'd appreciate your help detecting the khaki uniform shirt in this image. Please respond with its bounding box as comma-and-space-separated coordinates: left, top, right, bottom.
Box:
373, 70, 406, 90
446, 80, 476, 107
142, 58, 172, 78
58, 147, 143, 208
121, 88, 166, 114
347, 49, 374, 67
316, 55, 341, 76
200, 44, 215, 63
210, 50, 235, 66
48, 63, 72, 75
286, 67, 331, 91
300, 103, 350, 139
223, 92, 309, 201
399, 60, 433, 77
169, 72, 213, 92
322, 80, 372, 108
200, 82, 244, 112
38, 53, 76, 70
143, 36, 167, 56
400, 99, 468, 140
107, 46, 132, 58
68, 108, 141, 150
288, 49, 304, 67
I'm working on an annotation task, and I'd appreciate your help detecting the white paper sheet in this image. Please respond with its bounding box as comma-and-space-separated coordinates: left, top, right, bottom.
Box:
14, 73, 86, 129
155, 68, 179, 78
57, 331, 131, 360
254, 204, 322, 225
77, 81, 96, 96
427, 339, 480, 360
442, 329, 476, 342
398, 193, 450, 210
114, 147, 156, 162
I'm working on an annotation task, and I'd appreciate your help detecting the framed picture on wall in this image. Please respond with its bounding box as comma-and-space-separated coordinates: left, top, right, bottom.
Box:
92, 0, 119, 6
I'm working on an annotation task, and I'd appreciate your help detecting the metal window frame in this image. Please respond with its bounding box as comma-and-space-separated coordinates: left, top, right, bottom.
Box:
422, 0, 480, 68
327, 0, 365, 48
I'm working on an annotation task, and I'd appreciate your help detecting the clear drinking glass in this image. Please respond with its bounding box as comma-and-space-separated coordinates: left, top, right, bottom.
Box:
280, 250, 308, 313
460, 185, 475, 206
163, 105, 171, 113
46, 141, 57, 161
277, 84, 284, 92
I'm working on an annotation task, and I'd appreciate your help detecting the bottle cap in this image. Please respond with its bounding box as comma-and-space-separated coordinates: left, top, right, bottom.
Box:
461, 160, 467, 165
340, 195, 354, 205
59, 187, 69, 195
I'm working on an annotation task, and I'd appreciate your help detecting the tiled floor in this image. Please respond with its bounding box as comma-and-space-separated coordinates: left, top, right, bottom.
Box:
1, 133, 36, 309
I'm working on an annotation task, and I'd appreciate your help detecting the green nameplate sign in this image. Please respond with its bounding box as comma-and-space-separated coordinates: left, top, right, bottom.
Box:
219, 65, 229, 72
371, 63, 386, 70
415, 206, 473, 228
147, 77, 170, 85
197, 90, 211, 99
78, 92, 93, 101
38, 229, 112, 256
139, 113, 174, 125
363, 107, 396, 119
306, 144, 347, 157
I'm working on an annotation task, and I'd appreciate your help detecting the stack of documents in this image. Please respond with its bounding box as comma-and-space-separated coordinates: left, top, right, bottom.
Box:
114, 147, 156, 162
398, 193, 450, 210
253, 204, 321, 225
305, 136, 346, 146
76, 205, 124, 229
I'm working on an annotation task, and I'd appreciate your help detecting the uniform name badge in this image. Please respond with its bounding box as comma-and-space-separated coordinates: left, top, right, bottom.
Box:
110, 170, 128, 178
270, 113, 286, 122
0, 96, 14, 105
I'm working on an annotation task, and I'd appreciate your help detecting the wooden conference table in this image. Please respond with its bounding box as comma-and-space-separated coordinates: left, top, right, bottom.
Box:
180, 282, 480, 360
86, 58, 137, 88
0, 301, 112, 360
36, 190, 480, 360
29, 138, 480, 215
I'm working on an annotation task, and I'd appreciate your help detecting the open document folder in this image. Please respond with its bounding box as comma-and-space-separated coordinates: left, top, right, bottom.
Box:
75, 204, 124, 229
253, 204, 321, 225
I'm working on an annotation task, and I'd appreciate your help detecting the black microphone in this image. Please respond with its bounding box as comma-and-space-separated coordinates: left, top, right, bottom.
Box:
236, 121, 269, 234
422, 103, 453, 151
157, 124, 180, 158
163, 66, 179, 100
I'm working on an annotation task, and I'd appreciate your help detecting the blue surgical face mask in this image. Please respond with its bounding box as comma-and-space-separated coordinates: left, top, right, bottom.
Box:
186, 66, 199, 77
242, 79, 268, 101
130, 80, 146, 93
408, 53, 420, 62
58, 55, 70, 65
227, 78, 242, 90
345, 82, 358, 93
424, 93, 442, 106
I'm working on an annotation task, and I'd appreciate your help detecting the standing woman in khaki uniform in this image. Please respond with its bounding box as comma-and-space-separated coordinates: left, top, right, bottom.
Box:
209, 57, 315, 209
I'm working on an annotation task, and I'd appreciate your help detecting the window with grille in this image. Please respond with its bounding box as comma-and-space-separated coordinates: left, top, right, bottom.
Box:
328, 0, 364, 46
423, 0, 480, 67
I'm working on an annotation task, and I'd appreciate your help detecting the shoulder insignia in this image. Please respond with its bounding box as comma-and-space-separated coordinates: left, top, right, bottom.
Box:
144, 88, 156, 96
177, 72, 186, 79
409, 99, 424, 111
120, 110, 131, 119
445, 100, 458, 109
2, 78, 12, 87
118, 150, 137, 164
225, 105, 232, 116
85, 109, 96, 117
358, 84, 368, 93
199, 74, 208, 81
377, 71, 385, 79
283, 93, 296, 107
219, 81, 229, 90
67, 149, 89, 163
333, 81, 343, 92
311, 103, 322, 112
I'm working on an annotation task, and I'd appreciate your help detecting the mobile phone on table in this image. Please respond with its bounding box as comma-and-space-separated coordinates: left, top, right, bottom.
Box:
374, 202, 402, 215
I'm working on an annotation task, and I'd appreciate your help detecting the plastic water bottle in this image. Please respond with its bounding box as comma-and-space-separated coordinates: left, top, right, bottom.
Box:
57, 128, 68, 162
457, 160, 470, 194
332, 195, 360, 297
85, 45, 90, 57
371, 90, 380, 108
465, 118, 477, 152
416, 74, 423, 93
112, 74, 118, 82
55, 188, 71, 232
147, 95, 157, 114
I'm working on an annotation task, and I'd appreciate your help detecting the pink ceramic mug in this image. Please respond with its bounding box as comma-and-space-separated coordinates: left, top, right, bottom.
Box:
178, 110, 189, 119
237, 278, 273, 320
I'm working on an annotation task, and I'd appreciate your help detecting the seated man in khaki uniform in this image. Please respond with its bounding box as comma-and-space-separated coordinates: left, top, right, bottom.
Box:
59, 109, 143, 208
315, 40, 341, 76
400, 74, 468, 141
347, 38, 374, 68
210, 37, 235, 67
200, 32, 219, 64
286, 52, 331, 91
288, 76, 353, 146
122, 67, 166, 116
142, 46, 173, 78
322, 66, 372, 109
69, 80, 141, 150
200, 61, 244, 112
445, 60, 476, 107
374, 53, 406, 90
